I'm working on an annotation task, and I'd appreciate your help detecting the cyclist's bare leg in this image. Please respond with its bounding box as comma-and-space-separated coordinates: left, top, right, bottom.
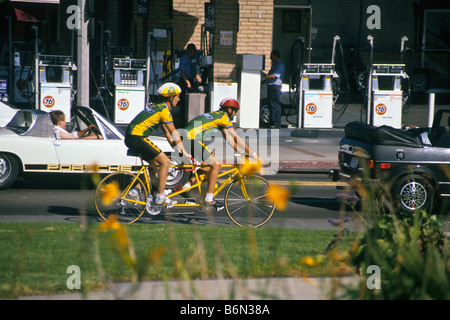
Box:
188, 167, 209, 185
205, 155, 220, 195
147, 160, 158, 188
152, 152, 171, 195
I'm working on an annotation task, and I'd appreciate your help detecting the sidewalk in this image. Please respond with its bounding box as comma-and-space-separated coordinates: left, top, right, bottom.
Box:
20, 276, 360, 300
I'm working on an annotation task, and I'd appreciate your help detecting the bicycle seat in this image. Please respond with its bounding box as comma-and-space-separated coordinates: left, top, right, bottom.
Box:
126, 149, 141, 157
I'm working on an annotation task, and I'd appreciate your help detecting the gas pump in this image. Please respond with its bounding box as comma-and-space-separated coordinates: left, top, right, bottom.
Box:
366, 36, 409, 129
298, 36, 340, 128
38, 55, 73, 118
113, 57, 147, 124
370, 64, 407, 129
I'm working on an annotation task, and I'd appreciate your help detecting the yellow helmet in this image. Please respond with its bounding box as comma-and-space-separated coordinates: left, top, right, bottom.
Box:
157, 82, 181, 97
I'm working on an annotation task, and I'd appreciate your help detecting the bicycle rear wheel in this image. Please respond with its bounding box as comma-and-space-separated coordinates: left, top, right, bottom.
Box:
224, 175, 275, 228
95, 172, 148, 224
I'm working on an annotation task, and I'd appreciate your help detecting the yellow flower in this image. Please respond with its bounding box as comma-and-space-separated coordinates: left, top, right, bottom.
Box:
101, 181, 120, 205
301, 256, 318, 267
265, 184, 290, 211
99, 216, 128, 247
99, 215, 121, 232
99, 216, 136, 266
115, 226, 130, 248
149, 246, 167, 266
239, 155, 262, 176
329, 249, 345, 262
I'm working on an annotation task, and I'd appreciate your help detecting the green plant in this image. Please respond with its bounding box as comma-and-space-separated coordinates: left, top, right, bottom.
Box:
346, 210, 449, 299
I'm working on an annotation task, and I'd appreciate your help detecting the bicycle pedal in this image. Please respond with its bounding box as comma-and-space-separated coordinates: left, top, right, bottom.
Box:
145, 197, 163, 215
204, 201, 224, 212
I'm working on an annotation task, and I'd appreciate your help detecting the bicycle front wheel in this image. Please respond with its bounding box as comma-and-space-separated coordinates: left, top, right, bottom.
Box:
224, 175, 275, 228
95, 172, 148, 224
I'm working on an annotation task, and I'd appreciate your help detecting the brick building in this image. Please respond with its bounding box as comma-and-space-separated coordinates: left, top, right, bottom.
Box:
94, 0, 275, 82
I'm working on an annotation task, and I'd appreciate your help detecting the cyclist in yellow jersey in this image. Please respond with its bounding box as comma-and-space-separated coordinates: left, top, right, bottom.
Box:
125, 82, 190, 206
183, 98, 259, 206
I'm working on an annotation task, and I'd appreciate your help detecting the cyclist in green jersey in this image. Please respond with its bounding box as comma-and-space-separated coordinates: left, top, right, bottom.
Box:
183, 98, 259, 206
125, 82, 190, 206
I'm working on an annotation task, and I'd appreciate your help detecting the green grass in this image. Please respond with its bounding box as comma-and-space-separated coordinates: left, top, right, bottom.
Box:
0, 222, 356, 298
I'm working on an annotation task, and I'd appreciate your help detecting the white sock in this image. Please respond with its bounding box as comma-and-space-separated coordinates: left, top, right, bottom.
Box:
157, 193, 165, 199
205, 193, 214, 202
182, 182, 191, 190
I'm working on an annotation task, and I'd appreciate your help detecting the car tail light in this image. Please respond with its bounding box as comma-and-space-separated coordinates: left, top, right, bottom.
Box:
380, 163, 391, 169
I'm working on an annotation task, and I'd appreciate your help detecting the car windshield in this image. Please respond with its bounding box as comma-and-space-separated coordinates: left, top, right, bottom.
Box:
95, 116, 121, 139
71, 107, 123, 140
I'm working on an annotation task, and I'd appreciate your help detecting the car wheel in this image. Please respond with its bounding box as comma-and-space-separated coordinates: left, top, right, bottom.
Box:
0, 154, 19, 190
165, 154, 190, 190
392, 174, 435, 214
411, 68, 430, 92
260, 99, 270, 126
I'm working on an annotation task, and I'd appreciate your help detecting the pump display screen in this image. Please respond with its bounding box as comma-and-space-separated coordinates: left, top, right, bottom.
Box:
303, 64, 334, 74
373, 64, 405, 74
45, 66, 63, 83
130, 60, 146, 69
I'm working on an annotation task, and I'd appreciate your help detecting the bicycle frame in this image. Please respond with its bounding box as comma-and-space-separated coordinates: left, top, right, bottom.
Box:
168, 164, 244, 207
96, 158, 275, 228
120, 162, 249, 208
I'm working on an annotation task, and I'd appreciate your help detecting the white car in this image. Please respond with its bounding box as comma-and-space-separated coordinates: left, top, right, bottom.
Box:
0, 101, 18, 127
0, 106, 187, 189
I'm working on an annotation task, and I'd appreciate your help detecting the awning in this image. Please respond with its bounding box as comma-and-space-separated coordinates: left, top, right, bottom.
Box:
10, 0, 60, 4
14, 8, 39, 22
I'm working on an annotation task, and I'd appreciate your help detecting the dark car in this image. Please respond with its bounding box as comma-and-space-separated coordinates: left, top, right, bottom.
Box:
329, 109, 450, 214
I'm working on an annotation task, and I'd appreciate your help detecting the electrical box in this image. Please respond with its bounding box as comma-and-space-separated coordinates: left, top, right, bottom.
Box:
149, 51, 164, 82
237, 54, 265, 71
186, 93, 206, 123
209, 82, 238, 124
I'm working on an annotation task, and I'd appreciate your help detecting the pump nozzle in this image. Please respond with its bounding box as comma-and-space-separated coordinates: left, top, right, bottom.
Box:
331, 35, 340, 64
400, 36, 408, 52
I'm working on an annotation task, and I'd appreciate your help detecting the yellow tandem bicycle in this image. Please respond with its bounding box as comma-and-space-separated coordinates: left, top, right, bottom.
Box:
94, 154, 275, 228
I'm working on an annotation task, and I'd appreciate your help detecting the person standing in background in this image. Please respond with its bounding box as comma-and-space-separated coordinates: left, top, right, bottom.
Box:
262, 50, 285, 128
178, 43, 202, 126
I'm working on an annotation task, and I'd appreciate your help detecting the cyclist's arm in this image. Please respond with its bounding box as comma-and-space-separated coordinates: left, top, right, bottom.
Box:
222, 126, 257, 158
163, 122, 191, 158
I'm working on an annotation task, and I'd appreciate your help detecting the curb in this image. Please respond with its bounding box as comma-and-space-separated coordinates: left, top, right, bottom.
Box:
278, 160, 339, 172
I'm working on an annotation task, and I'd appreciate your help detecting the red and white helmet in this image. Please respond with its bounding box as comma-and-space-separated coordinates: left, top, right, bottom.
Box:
219, 98, 240, 110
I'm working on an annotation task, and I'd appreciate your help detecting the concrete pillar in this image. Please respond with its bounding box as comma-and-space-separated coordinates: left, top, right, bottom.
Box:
77, 0, 89, 107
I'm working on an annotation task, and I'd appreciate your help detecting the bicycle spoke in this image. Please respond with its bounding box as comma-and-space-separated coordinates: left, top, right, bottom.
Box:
95, 172, 147, 224
224, 175, 275, 228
